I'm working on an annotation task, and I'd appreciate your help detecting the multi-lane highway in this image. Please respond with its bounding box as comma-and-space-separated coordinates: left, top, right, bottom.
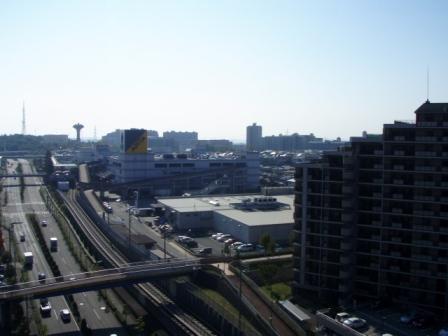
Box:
2, 159, 126, 335
64, 189, 215, 335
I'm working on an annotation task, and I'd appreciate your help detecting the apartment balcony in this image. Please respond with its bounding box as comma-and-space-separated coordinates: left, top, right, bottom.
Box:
413, 254, 432, 261
372, 220, 382, 225
341, 214, 354, 221
339, 269, 352, 279
391, 222, 402, 228
373, 192, 382, 198
390, 237, 402, 243
440, 227, 448, 233
393, 150, 406, 156
341, 200, 353, 208
439, 242, 448, 248
374, 150, 384, 155
341, 228, 353, 237
393, 165, 405, 170
373, 178, 383, 184
414, 240, 433, 247
418, 121, 438, 127
415, 180, 436, 187
413, 210, 435, 216
415, 166, 435, 171
390, 251, 401, 257
340, 255, 353, 264
372, 206, 382, 212
392, 194, 403, 199
393, 179, 404, 185
414, 225, 432, 231
370, 249, 380, 255
415, 136, 437, 142
440, 212, 448, 218
341, 241, 353, 250
415, 151, 437, 157
394, 136, 406, 141
342, 186, 353, 194
338, 284, 350, 292
391, 208, 403, 214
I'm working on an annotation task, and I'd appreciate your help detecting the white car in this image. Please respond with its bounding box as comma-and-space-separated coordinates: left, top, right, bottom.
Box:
41, 220, 47, 227
60, 309, 71, 322
343, 317, 366, 329
211, 233, 223, 239
40, 298, 51, 315
231, 242, 243, 249
217, 234, 231, 242
237, 244, 254, 252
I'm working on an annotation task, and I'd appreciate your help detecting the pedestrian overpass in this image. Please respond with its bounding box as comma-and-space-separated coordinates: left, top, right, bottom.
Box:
0, 258, 201, 302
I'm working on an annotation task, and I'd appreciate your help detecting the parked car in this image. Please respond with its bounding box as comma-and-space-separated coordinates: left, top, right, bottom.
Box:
41, 220, 47, 227
412, 315, 434, 328
343, 317, 366, 329
198, 247, 212, 255
60, 309, 71, 322
211, 233, 223, 239
217, 234, 231, 242
176, 236, 190, 243
231, 242, 243, 249
255, 244, 266, 253
335, 312, 350, 322
184, 240, 198, 248
439, 328, 448, 336
237, 244, 254, 252
19, 233, 25, 242
224, 238, 235, 245
400, 310, 417, 324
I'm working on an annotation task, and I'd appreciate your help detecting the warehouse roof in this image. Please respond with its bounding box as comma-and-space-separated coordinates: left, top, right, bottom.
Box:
157, 194, 294, 225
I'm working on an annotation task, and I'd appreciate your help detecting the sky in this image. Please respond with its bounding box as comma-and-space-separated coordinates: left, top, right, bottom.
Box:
1, 1, 448, 141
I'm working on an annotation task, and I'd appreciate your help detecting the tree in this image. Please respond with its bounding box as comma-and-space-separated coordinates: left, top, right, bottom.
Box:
44, 150, 54, 176
134, 316, 146, 335
259, 233, 273, 256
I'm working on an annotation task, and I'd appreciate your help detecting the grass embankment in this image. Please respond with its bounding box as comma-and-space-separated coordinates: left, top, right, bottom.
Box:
261, 282, 292, 301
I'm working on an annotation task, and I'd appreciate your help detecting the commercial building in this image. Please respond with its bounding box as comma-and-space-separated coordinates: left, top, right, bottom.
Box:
109, 129, 261, 194
293, 101, 448, 315
246, 123, 263, 151
42, 134, 69, 145
158, 194, 294, 243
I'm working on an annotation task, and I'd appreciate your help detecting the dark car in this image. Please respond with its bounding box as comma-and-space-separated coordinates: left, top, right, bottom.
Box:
412, 315, 434, 329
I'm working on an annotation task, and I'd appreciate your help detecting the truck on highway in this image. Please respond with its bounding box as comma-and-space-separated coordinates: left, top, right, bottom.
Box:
50, 237, 58, 252
23, 252, 33, 266
57, 181, 70, 191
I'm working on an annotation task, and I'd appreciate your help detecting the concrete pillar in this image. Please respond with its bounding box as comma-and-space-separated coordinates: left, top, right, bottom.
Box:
0, 301, 11, 334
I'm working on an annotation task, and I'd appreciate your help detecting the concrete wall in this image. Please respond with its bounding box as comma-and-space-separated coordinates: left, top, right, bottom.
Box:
213, 212, 293, 244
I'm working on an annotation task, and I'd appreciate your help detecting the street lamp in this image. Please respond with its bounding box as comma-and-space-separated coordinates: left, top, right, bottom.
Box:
237, 250, 242, 336
128, 206, 134, 250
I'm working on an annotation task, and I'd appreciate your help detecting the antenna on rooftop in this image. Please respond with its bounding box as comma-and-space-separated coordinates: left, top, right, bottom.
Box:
21, 101, 26, 135
426, 66, 430, 103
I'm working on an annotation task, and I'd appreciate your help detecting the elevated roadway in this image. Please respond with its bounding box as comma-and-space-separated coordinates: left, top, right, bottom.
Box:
0, 259, 200, 302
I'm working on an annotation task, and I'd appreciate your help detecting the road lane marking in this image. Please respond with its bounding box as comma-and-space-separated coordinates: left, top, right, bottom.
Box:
53, 309, 59, 320
93, 309, 101, 320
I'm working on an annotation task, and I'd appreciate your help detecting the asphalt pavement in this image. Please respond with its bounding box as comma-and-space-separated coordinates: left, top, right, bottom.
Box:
3, 159, 127, 335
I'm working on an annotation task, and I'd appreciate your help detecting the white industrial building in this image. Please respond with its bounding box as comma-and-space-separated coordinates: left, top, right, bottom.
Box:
157, 194, 294, 244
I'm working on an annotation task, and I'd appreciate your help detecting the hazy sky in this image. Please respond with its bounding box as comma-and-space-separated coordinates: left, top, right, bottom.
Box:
1, 1, 448, 141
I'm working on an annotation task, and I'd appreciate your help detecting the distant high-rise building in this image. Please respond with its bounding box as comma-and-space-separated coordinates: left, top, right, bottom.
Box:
293, 101, 448, 315
246, 123, 262, 151
163, 131, 198, 151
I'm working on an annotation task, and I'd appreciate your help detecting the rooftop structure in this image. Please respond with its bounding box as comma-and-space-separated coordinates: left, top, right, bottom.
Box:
158, 194, 294, 243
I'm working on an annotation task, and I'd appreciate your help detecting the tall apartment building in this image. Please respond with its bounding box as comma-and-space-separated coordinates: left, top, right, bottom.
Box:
293, 101, 448, 316
246, 123, 263, 151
